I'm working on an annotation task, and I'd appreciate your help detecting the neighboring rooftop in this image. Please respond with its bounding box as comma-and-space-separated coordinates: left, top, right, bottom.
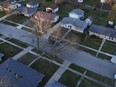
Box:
89, 24, 116, 38
69, 9, 84, 15
60, 17, 87, 32
46, 80, 66, 87
0, 59, 45, 87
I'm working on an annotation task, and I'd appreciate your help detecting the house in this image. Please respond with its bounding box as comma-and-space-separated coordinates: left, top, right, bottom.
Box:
8, 0, 17, 4
46, 80, 66, 87
46, 4, 59, 13
60, 17, 88, 33
85, 16, 93, 26
0, 59, 45, 87
34, 11, 59, 23
0, 1, 17, 12
18, 6, 37, 17
78, 0, 83, 3
89, 24, 116, 42
69, 9, 84, 19
0, 52, 4, 61
26, 1, 39, 8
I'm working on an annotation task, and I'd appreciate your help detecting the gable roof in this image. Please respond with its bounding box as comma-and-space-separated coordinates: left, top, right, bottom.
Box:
18, 6, 36, 14
34, 11, 58, 22
89, 24, 116, 38
47, 80, 66, 87
0, 59, 44, 87
69, 9, 84, 15
60, 17, 87, 32
0, 1, 11, 8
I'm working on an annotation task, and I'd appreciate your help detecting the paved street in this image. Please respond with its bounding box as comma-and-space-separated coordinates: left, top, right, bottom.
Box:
0, 23, 116, 79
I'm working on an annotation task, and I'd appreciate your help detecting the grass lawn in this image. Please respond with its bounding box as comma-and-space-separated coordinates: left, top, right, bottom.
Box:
25, 20, 36, 28
83, 0, 99, 6
59, 70, 81, 87
43, 52, 64, 64
8, 38, 28, 48
86, 70, 115, 86
97, 53, 112, 61
0, 42, 22, 62
101, 41, 116, 54
79, 78, 104, 87
57, 3, 77, 18
66, 31, 102, 50
31, 58, 59, 87
69, 64, 86, 73
84, 9, 109, 26
32, 48, 44, 55
21, 27, 32, 32
1, 20, 18, 27
18, 52, 37, 65
6, 14, 29, 24
0, 12, 6, 18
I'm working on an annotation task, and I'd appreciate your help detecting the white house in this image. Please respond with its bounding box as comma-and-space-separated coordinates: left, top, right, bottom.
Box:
60, 17, 88, 33
26, 1, 39, 8
89, 24, 116, 42
46, 4, 59, 13
69, 9, 84, 19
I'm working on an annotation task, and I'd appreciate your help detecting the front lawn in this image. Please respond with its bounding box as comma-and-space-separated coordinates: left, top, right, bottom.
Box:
79, 78, 104, 87
31, 58, 59, 87
8, 38, 28, 48
86, 70, 115, 86
18, 52, 37, 65
69, 64, 86, 73
83, 0, 99, 6
59, 70, 81, 87
6, 14, 29, 24
0, 42, 22, 62
0, 12, 6, 18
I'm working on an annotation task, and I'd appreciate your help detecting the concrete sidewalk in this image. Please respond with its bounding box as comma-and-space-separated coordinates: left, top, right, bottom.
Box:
0, 23, 116, 79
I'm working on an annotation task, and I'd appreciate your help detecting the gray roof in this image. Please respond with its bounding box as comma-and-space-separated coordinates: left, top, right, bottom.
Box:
47, 80, 66, 87
89, 24, 116, 38
18, 6, 36, 14
26, 1, 39, 6
86, 16, 93, 22
60, 17, 87, 32
0, 59, 44, 87
69, 9, 84, 15
0, 52, 4, 58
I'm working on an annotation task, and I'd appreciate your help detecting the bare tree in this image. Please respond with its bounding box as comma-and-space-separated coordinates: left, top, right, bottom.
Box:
32, 15, 52, 50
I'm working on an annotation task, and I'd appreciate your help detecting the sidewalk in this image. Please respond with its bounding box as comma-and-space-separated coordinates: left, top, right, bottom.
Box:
45, 60, 71, 87
0, 23, 116, 79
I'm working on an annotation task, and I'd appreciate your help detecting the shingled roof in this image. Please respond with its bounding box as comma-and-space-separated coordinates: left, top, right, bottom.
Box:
34, 11, 59, 22
89, 24, 116, 38
69, 9, 84, 15
60, 17, 87, 32
0, 59, 44, 87
47, 80, 66, 87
